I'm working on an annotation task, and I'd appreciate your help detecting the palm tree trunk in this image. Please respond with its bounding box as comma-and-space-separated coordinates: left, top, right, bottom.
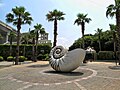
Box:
16, 28, 20, 65
113, 32, 117, 65
114, 42, 117, 65
35, 31, 38, 61
82, 36, 85, 49
15, 16, 21, 65
113, 31, 116, 52
32, 38, 36, 62
81, 22, 85, 49
98, 33, 102, 51
53, 19, 57, 48
23, 41, 29, 57
116, 9, 120, 65
98, 40, 101, 51
23, 45, 26, 56
10, 37, 12, 56
114, 42, 116, 52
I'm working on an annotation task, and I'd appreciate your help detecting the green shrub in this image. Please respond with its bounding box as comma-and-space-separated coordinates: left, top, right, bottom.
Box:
97, 51, 114, 60
37, 54, 46, 60
25, 51, 32, 60
37, 54, 50, 60
19, 56, 27, 62
0, 56, 4, 61
7, 56, 14, 62
44, 54, 49, 61
0, 44, 52, 60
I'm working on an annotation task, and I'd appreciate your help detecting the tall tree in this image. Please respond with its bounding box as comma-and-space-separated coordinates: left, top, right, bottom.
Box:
34, 23, 45, 61
30, 30, 36, 62
21, 33, 31, 56
109, 24, 117, 52
6, 6, 33, 65
74, 13, 91, 49
46, 9, 65, 47
106, 0, 120, 65
109, 24, 117, 65
95, 28, 102, 51
8, 31, 16, 56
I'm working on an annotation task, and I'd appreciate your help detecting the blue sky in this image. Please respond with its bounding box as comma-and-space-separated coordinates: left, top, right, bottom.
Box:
0, 0, 115, 48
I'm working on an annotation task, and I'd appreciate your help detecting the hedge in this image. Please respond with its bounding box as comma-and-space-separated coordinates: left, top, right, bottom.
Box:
37, 54, 49, 61
0, 44, 52, 60
84, 51, 120, 62
97, 51, 114, 60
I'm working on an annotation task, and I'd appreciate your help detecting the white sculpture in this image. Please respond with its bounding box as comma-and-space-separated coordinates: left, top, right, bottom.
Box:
49, 46, 86, 72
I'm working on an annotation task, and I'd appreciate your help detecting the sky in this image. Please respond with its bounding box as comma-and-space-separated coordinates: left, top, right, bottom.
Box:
0, 0, 116, 48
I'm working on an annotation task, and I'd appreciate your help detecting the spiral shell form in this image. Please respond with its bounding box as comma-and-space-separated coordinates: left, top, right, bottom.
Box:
49, 46, 86, 72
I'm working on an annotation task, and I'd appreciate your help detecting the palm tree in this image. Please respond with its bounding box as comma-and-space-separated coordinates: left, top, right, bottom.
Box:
106, 0, 120, 65
109, 24, 117, 52
21, 33, 30, 56
30, 30, 36, 62
109, 24, 117, 65
6, 6, 33, 65
46, 9, 65, 47
8, 31, 16, 56
39, 27, 45, 35
34, 23, 45, 61
95, 28, 102, 51
74, 13, 91, 49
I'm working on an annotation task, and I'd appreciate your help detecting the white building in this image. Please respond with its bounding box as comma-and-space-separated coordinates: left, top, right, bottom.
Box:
0, 20, 51, 45
38, 33, 51, 44
0, 20, 16, 44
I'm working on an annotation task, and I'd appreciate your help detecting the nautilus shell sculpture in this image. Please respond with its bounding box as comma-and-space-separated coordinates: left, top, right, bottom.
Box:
49, 46, 86, 72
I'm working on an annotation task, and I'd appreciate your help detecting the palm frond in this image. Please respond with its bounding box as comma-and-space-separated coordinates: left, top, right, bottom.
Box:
6, 6, 33, 27
74, 13, 91, 25
74, 19, 81, 25
12, 6, 26, 17
106, 4, 116, 18
85, 18, 92, 23
6, 13, 14, 23
46, 9, 65, 22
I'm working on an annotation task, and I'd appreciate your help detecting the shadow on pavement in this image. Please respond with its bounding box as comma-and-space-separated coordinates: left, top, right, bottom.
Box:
27, 64, 49, 68
0, 65, 12, 69
44, 70, 84, 76
109, 66, 120, 70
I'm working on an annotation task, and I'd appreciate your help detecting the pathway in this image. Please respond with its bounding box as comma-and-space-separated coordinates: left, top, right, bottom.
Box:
0, 61, 120, 90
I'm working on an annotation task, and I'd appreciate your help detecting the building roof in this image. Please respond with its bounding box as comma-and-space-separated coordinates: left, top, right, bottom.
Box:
0, 20, 16, 33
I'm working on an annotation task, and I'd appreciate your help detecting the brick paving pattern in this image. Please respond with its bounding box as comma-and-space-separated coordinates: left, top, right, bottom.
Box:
0, 61, 120, 90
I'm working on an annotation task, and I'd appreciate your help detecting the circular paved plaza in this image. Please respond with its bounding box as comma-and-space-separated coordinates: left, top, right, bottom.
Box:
0, 61, 120, 90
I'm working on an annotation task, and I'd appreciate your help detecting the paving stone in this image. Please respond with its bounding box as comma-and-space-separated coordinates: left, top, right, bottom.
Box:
0, 61, 119, 90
